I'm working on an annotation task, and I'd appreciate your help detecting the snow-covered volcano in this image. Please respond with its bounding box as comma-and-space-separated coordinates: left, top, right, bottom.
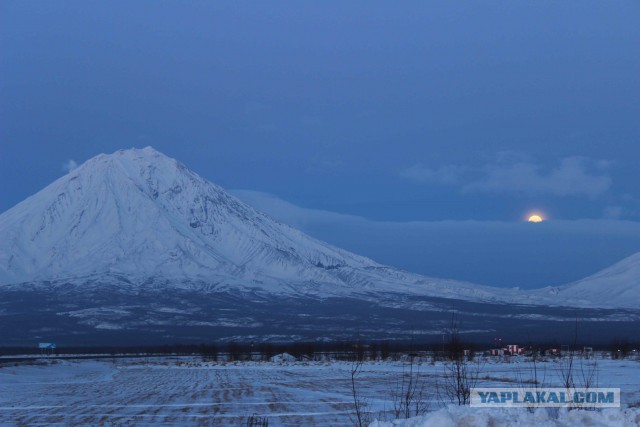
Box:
0, 147, 370, 286
0, 147, 638, 309
0, 148, 638, 345
0, 147, 524, 303
536, 252, 640, 308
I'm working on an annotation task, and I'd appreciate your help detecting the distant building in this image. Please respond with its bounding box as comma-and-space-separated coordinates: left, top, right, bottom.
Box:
38, 342, 56, 349
547, 348, 561, 356
488, 345, 524, 356
38, 342, 56, 354
507, 344, 524, 355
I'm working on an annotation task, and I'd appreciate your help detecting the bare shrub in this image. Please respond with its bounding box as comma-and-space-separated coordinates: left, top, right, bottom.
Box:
439, 312, 482, 405
350, 359, 372, 427
246, 414, 269, 426
390, 352, 431, 418
556, 317, 601, 410
516, 347, 548, 412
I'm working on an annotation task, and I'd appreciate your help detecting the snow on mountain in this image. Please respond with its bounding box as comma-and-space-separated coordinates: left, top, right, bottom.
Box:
0, 147, 366, 285
0, 147, 636, 310
536, 252, 640, 309
0, 147, 527, 304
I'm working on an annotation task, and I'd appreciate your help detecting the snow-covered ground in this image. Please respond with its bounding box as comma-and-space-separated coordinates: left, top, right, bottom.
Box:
371, 406, 640, 427
0, 355, 639, 426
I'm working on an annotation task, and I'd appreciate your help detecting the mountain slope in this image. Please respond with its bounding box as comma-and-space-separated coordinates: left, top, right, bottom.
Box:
0, 147, 529, 304
536, 252, 640, 308
0, 147, 638, 345
0, 148, 370, 284
1, 147, 637, 309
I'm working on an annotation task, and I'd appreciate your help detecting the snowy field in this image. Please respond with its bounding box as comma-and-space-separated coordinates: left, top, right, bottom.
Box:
0, 355, 639, 426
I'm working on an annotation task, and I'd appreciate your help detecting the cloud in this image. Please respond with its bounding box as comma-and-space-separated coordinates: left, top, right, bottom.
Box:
62, 159, 78, 173
231, 190, 361, 229
400, 164, 467, 185
465, 156, 611, 198
306, 157, 346, 174
232, 189, 640, 289
603, 206, 623, 219
402, 154, 612, 199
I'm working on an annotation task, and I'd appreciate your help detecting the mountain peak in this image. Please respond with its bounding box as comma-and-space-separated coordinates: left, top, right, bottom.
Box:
0, 147, 374, 288
112, 145, 160, 156
79, 146, 177, 173
536, 251, 640, 308
1, 148, 637, 309
111, 146, 167, 162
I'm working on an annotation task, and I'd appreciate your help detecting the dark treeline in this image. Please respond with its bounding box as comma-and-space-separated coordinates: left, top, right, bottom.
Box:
0, 341, 403, 360
1, 338, 638, 360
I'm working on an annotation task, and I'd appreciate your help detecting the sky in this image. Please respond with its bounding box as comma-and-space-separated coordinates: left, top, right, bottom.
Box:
1, 1, 639, 288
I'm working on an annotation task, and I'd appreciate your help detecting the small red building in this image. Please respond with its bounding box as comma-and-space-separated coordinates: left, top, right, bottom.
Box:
507, 344, 524, 355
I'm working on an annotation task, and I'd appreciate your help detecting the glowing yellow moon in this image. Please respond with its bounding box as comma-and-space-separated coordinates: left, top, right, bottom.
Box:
528, 215, 543, 223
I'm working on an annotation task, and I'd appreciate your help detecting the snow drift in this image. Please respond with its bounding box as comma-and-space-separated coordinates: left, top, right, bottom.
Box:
370, 406, 640, 427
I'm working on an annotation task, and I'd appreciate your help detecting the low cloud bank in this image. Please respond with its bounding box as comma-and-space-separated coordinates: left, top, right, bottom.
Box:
402, 154, 612, 199
232, 190, 640, 289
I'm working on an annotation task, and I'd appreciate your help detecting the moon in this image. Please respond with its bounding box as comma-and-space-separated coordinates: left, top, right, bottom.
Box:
528, 215, 543, 223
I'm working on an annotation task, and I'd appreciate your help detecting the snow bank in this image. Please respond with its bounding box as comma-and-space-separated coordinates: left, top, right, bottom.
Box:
270, 352, 297, 362
370, 406, 640, 427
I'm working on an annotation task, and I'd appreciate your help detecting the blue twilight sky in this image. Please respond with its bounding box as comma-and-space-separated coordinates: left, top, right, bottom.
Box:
1, 1, 639, 288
